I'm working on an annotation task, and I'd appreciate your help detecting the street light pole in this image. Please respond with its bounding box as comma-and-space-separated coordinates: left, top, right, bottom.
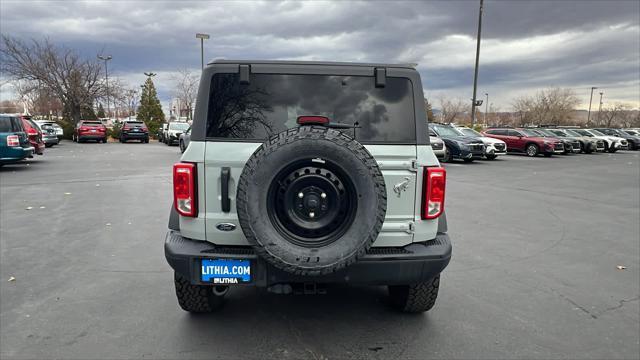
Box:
470, 0, 484, 127
484, 93, 489, 125
196, 33, 210, 70
586, 86, 597, 125
97, 55, 112, 119
597, 91, 604, 124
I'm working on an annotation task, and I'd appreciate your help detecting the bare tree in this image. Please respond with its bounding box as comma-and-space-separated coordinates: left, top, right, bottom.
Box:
171, 68, 199, 120
0, 99, 21, 113
1, 36, 105, 123
598, 103, 632, 127
122, 88, 139, 117
439, 97, 467, 123
512, 88, 579, 126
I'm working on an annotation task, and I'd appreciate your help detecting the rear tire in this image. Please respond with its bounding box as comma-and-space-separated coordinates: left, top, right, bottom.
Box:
388, 275, 440, 313
102, 138, 107, 143
463, 158, 474, 163
543, 153, 553, 157
179, 140, 185, 153
526, 143, 539, 157
174, 273, 225, 313
485, 154, 497, 160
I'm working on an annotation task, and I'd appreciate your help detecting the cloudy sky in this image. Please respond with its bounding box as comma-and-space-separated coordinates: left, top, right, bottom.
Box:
1, 0, 639, 113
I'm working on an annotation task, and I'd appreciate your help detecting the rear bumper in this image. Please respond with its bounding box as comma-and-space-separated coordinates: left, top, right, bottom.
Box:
165, 231, 452, 286
30, 142, 45, 155
79, 134, 106, 140
0, 146, 34, 163
122, 132, 148, 138
43, 136, 59, 145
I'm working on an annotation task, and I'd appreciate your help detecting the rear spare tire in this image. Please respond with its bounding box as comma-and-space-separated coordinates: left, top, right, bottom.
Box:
236, 126, 387, 275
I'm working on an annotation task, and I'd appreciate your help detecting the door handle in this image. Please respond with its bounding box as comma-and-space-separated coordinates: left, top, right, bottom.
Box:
221, 167, 231, 212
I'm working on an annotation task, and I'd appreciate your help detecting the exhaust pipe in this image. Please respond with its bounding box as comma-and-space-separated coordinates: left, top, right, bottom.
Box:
212, 286, 229, 296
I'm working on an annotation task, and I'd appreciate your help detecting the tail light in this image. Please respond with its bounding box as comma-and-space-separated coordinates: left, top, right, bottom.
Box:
79, 126, 89, 131
7, 135, 19, 147
27, 128, 38, 136
421, 167, 446, 220
173, 163, 197, 217
123, 126, 130, 131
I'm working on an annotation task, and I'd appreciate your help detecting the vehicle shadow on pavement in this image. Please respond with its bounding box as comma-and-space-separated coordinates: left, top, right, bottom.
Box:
0, 161, 39, 172
171, 285, 432, 357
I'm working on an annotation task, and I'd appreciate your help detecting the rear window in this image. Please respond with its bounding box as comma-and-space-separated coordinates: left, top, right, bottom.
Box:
126, 122, 145, 127
169, 123, 190, 130
486, 129, 505, 135
206, 73, 416, 143
0, 117, 23, 132
82, 121, 102, 126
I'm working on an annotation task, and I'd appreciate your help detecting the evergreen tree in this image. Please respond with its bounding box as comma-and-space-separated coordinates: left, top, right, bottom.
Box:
137, 77, 165, 135
96, 103, 106, 118
79, 103, 97, 120
424, 98, 435, 123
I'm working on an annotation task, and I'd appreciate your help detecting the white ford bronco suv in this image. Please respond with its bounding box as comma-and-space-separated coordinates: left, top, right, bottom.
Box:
165, 60, 452, 313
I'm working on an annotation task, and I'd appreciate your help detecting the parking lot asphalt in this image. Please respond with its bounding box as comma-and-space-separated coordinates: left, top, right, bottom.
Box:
1, 141, 639, 360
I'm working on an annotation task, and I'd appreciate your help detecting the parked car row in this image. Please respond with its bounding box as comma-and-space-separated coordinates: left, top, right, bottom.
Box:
0, 115, 35, 166
428, 124, 639, 163
158, 121, 190, 146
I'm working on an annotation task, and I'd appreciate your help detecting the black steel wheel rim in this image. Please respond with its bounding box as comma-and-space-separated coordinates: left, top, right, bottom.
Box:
267, 159, 358, 248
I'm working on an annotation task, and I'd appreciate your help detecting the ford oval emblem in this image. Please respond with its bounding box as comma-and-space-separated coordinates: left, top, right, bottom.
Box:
216, 223, 236, 232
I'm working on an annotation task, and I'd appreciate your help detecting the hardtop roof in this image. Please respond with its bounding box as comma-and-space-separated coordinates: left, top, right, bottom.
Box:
208, 59, 418, 69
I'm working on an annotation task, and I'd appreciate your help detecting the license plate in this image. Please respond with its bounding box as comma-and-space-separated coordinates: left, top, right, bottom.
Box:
91, 129, 97, 132
201, 259, 251, 284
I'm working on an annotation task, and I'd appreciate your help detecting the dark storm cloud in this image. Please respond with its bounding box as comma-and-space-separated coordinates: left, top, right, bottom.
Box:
0, 0, 638, 108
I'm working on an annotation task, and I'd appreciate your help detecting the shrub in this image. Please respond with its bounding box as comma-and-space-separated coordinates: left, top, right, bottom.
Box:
108, 123, 122, 139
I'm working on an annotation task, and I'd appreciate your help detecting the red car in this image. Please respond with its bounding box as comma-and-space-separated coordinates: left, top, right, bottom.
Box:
20, 116, 45, 155
483, 128, 564, 157
73, 120, 107, 143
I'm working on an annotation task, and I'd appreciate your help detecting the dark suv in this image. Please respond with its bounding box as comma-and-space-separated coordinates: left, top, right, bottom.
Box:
165, 60, 452, 314
429, 124, 485, 162
119, 121, 149, 143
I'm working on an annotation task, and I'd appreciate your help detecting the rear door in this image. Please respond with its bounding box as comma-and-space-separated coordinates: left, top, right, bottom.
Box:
507, 129, 525, 151
202, 71, 418, 247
